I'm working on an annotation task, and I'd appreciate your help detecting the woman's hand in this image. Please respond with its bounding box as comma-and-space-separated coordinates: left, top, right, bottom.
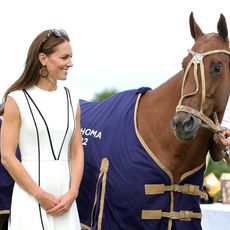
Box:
46, 191, 77, 216
214, 130, 230, 150
35, 189, 60, 211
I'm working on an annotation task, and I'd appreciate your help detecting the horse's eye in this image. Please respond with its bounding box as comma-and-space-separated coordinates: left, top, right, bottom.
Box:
212, 62, 222, 75
214, 65, 221, 72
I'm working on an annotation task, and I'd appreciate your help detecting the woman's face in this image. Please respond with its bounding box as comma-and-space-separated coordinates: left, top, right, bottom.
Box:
46, 41, 73, 81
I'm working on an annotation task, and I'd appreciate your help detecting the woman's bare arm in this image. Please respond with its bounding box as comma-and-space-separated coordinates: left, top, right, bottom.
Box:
1, 96, 59, 210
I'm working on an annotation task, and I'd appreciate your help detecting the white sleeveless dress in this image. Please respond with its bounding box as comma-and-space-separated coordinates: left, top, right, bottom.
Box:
8, 85, 81, 230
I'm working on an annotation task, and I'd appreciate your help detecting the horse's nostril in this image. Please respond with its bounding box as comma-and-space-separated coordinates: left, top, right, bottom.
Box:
183, 116, 195, 132
171, 118, 176, 129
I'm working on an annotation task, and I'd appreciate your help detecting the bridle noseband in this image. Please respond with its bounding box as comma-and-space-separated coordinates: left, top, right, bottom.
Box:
176, 49, 230, 133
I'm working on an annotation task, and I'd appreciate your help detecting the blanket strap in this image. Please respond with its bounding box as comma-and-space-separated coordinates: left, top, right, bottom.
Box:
141, 210, 202, 221
90, 158, 109, 230
145, 183, 208, 200
97, 158, 109, 230
0, 210, 10, 215
80, 223, 91, 230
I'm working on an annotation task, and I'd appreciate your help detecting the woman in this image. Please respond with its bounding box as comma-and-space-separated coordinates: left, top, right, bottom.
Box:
0, 29, 84, 230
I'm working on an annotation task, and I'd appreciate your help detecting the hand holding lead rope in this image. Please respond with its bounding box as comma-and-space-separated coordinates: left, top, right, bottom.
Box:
214, 129, 230, 159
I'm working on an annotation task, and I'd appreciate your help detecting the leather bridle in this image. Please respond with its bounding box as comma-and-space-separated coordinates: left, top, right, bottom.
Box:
176, 49, 230, 133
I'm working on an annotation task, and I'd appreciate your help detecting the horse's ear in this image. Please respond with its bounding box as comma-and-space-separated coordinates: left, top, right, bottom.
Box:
217, 13, 228, 41
189, 12, 204, 40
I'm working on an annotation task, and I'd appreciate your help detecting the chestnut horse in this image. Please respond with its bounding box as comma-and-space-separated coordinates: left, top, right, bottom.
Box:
77, 13, 230, 230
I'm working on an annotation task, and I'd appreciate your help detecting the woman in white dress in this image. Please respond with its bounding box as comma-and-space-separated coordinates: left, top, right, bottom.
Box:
0, 29, 84, 230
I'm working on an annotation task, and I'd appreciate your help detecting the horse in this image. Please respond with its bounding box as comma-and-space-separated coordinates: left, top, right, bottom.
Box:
77, 12, 230, 230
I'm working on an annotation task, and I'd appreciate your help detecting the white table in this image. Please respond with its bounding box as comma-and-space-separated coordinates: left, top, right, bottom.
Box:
201, 203, 230, 230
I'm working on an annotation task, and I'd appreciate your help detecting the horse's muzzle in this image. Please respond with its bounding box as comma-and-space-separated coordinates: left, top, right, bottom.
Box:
171, 112, 202, 140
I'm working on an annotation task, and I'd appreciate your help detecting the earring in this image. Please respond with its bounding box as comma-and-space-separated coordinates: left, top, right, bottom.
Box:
39, 65, 49, 78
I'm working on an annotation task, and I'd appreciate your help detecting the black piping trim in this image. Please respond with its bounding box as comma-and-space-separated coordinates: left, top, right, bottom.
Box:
21, 87, 75, 229
23, 90, 45, 230
23, 89, 70, 161
64, 87, 75, 131
23, 90, 57, 160
57, 87, 70, 160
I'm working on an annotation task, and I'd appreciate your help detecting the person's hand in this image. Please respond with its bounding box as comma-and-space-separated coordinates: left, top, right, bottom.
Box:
213, 130, 230, 150
35, 189, 60, 211
46, 191, 77, 216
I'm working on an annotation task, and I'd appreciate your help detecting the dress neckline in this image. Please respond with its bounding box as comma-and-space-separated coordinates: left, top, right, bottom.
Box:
33, 85, 60, 93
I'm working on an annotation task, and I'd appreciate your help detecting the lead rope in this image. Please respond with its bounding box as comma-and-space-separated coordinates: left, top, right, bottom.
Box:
176, 49, 230, 134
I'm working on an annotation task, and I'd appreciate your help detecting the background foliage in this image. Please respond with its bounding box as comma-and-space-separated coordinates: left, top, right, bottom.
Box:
91, 88, 118, 102
205, 157, 230, 202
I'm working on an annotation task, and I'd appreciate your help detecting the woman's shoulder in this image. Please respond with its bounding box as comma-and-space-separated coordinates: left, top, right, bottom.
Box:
63, 86, 80, 102
8, 89, 24, 99
7, 90, 25, 106
63, 86, 80, 114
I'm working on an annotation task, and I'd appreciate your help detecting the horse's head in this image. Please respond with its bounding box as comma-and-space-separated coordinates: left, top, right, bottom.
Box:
171, 12, 230, 140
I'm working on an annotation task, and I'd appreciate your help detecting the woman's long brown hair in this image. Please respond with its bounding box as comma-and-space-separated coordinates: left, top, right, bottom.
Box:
0, 29, 70, 116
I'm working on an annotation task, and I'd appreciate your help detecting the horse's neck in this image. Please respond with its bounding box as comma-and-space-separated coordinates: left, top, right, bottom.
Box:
137, 71, 211, 182
137, 72, 182, 141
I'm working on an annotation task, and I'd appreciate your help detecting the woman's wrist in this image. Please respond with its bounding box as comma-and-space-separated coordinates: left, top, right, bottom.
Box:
33, 187, 45, 200
69, 188, 78, 199
223, 146, 230, 159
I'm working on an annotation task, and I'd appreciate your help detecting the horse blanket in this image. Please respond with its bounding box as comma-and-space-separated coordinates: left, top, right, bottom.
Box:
77, 87, 206, 230
0, 118, 21, 214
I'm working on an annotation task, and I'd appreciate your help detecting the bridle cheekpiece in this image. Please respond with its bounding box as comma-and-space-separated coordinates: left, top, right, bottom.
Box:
176, 49, 230, 134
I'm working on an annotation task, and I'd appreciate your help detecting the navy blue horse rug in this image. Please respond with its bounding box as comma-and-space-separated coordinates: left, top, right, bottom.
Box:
77, 87, 206, 230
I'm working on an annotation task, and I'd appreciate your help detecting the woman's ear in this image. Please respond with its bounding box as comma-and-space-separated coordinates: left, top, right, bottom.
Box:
38, 53, 47, 66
